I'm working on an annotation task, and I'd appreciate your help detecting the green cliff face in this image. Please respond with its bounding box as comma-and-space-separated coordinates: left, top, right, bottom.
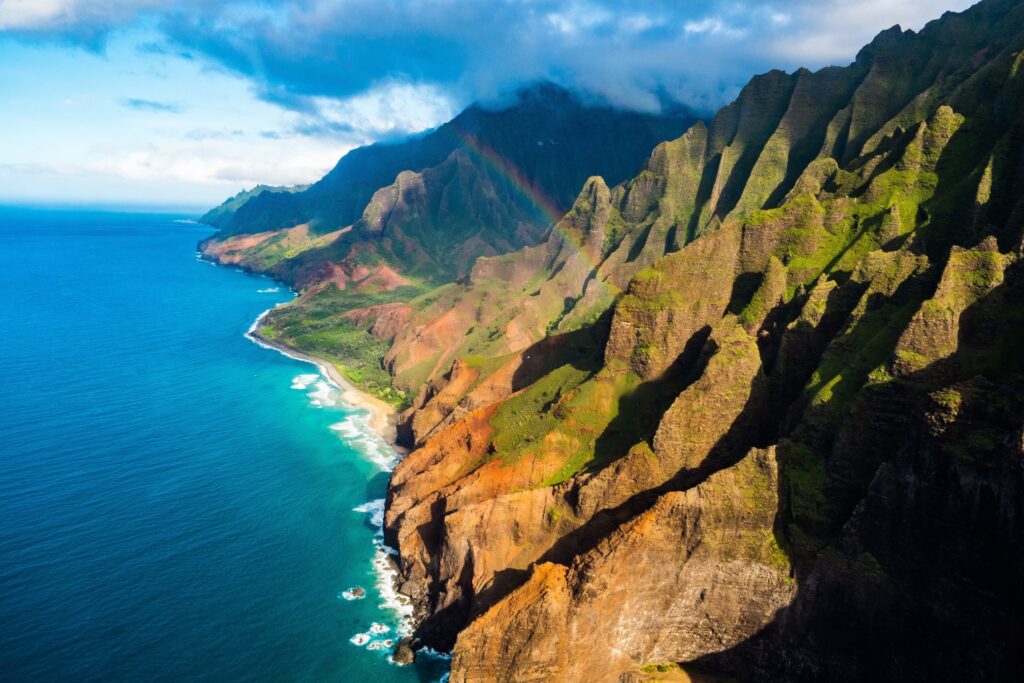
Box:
369, 1, 1024, 680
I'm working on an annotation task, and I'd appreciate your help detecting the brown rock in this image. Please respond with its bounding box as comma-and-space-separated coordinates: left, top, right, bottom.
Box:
451, 448, 793, 682
392, 637, 416, 665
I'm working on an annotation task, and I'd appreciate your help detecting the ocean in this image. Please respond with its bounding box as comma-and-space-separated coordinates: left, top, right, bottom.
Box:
0, 207, 448, 682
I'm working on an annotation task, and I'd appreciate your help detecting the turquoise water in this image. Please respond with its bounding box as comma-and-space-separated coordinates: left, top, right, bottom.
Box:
0, 207, 447, 682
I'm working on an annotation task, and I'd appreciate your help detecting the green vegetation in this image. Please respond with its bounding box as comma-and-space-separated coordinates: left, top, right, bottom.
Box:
781, 441, 832, 552
638, 662, 741, 683
484, 352, 655, 487
261, 283, 429, 405
489, 364, 594, 459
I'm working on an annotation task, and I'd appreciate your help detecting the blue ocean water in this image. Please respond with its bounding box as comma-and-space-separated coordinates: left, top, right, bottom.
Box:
0, 208, 447, 682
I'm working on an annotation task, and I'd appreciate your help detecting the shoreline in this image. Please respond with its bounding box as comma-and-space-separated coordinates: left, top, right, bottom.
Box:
208, 247, 436, 667
245, 309, 408, 455
196, 247, 403, 451
247, 317, 427, 657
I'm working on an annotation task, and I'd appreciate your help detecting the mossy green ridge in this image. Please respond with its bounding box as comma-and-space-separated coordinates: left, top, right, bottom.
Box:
406, 0, 1024, 486
201, 84, 695, 403
373, 3, 1024, 681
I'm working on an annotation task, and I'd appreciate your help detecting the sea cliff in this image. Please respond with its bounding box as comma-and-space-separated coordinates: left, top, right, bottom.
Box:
201, 2, 1024, 679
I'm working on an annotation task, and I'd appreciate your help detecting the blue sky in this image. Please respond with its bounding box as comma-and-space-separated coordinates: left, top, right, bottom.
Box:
0, 0, 975, 208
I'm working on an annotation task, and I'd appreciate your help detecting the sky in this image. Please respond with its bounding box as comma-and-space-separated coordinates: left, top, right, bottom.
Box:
0, 0, 977, 209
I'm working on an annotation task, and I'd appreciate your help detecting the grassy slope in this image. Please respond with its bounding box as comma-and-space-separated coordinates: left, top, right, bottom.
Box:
260, 284, 430, 406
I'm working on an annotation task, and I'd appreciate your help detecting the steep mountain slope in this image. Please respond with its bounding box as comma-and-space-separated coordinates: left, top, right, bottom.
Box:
197, 85, 693, 403
200, 84, 693, 283
376, 1, 1024, 680
199, 183, 308, 230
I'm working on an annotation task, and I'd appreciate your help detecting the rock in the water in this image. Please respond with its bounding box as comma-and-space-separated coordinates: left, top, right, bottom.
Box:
392, 637, 416, 665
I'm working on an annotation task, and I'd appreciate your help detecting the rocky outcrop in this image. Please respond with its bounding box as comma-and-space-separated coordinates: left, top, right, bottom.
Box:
342, 303, 414, 341
451, 448, 793, 683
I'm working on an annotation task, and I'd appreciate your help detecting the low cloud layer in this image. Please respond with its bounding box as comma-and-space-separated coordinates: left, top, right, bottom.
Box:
1, 0, 977, 113
0, 0, 978, 205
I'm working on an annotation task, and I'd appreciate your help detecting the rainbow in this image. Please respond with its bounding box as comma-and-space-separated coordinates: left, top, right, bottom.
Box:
450, 124, 610, 285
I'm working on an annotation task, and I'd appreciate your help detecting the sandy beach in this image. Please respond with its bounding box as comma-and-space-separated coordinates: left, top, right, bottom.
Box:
246, 322, 408, 454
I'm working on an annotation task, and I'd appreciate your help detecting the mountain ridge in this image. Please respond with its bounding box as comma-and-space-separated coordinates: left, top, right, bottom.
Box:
367, 1, 1024, 680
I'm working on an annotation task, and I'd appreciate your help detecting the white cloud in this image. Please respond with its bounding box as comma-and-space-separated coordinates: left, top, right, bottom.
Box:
310, 81, 455, 139
622, 14, 661, 34
0, 0, 165, 31
767, 0, 975, 64
683, 17, 747, 38
0, 0, 984, 207
0, 0, 70, 29
545, 3, 614, 37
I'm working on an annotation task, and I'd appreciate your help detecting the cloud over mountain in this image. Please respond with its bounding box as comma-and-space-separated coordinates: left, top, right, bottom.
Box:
1, 0, 976, 112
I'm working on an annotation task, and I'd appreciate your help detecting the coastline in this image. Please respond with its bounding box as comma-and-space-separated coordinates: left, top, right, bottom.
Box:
244, 309, 408, 454
210, 249, 434, 664
245, 305, 429, 660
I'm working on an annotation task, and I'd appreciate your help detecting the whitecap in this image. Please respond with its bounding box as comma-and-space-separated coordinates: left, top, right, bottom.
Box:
308, 380, 337, 407
290, 373, 319, 390
369, 622, 390, 635
350, 633, 371, 647
330, 416, 364, 439
336, 413, 401, 471
353, 499, 385, 533
257, 287, 280, 293
366, 641, 388, 651
243, 300, 416, 638
372, 547, 414, 634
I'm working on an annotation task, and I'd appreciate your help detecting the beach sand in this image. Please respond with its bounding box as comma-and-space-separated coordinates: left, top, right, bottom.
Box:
247, 323, 408, 454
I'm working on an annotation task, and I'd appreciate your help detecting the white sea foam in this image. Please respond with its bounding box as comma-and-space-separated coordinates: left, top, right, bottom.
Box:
245, 307, 398, 465
242, 303, 418, 648
339, 587, 366, 601
387, 648, 451, 671
333, 413, 401, 472
353, 499, 385, 532
243, 301, 297, 347
245, 309, 271, 339
372, 547, 414, 634
290, 373, 319, 390
257, 287, 280, 293
308, 380, 337, 408
366, 640, 388, 651
354, 499, 415, 635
